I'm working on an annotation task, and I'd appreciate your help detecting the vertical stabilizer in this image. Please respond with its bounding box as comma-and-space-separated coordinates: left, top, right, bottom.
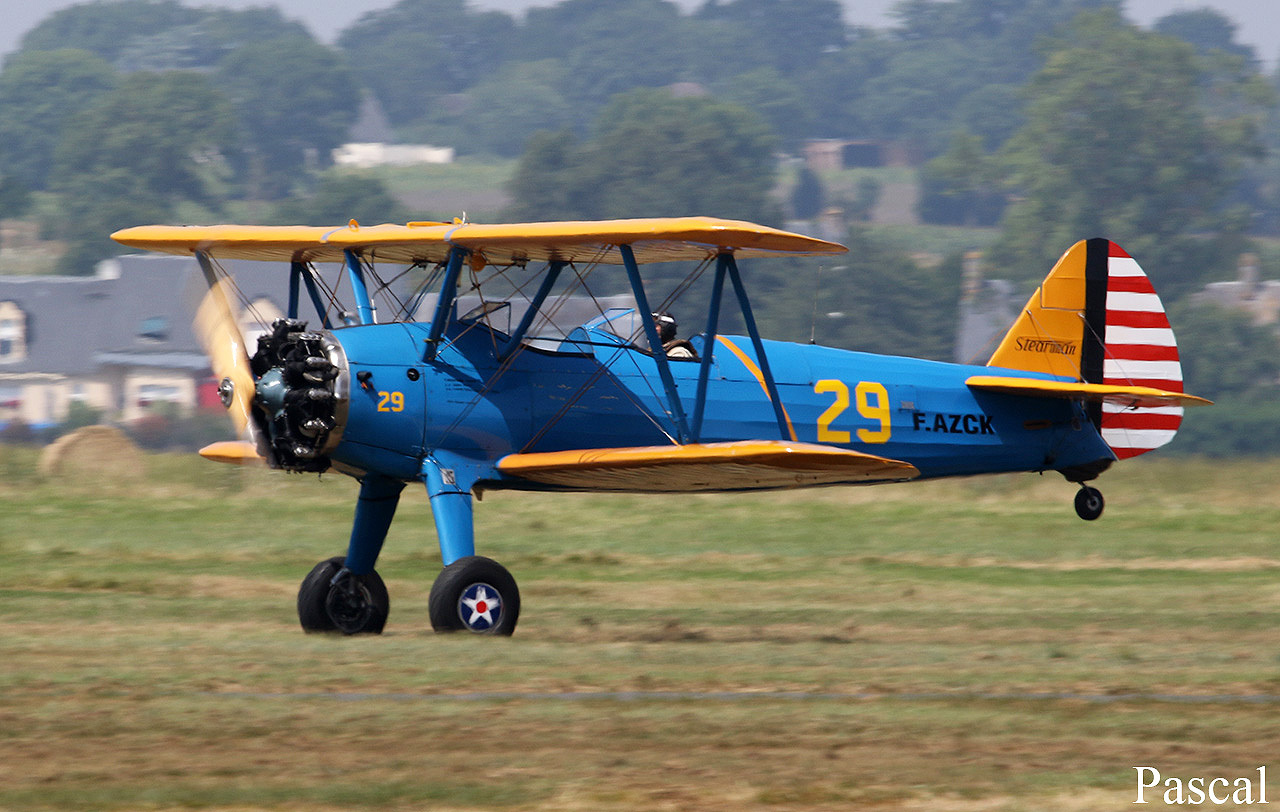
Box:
987, 239, 1184, 458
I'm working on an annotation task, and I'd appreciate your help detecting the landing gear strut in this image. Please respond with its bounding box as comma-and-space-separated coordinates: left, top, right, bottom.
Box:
293, 458, 522, 636
1073, 485, 1104, 521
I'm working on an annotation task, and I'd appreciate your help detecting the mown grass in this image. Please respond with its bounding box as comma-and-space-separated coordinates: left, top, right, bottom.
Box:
1, 445, 1278, 810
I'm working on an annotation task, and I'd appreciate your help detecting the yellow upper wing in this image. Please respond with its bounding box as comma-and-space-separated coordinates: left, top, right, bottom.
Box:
496, 440, 919, 492
110, 217, 847, 266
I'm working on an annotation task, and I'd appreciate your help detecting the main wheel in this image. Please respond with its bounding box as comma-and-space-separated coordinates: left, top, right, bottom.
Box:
297, 556, 389, 634
1074, 486, 1104, 521
428, 556, 520, 636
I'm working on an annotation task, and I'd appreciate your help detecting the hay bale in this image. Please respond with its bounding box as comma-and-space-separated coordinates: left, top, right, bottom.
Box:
38, 425, 146, 481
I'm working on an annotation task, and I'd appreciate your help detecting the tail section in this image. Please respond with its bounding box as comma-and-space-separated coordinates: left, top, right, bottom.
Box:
987, 239, 1185, 459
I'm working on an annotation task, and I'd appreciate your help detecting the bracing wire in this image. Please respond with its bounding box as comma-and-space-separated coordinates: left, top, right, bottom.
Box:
425, 250, 679, 453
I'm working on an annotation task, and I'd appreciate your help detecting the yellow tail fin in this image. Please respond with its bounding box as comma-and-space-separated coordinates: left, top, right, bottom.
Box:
987, 239, 1096, 379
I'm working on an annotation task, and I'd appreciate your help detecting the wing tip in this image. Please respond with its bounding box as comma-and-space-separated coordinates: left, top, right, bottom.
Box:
199, 440, 264, 465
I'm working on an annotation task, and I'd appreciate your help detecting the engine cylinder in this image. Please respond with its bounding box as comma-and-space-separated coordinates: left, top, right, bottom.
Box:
250, 319, 348, 471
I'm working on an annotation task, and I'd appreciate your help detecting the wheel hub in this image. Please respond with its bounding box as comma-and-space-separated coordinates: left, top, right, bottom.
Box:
325, 573, 375, 633
458, 582, 502, 632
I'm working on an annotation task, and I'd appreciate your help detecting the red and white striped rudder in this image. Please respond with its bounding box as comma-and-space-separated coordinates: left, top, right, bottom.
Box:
1096, 242, 1183, 459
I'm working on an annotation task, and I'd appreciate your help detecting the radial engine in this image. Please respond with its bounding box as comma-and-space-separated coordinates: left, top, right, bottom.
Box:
248, 319, 348, 472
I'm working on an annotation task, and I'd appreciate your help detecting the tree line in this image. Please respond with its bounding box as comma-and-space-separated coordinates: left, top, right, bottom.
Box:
3, 0, 1280, 452
0, 0, 1232, 266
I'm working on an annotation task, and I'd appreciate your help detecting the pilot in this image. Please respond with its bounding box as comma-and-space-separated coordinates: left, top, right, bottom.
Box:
653, 312, 698, 360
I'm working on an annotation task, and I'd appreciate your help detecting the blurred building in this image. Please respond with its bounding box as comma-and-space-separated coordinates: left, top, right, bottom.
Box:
954, 251, 1018, 365
802, 138, 919, 171
332, 142, 455, 168
1193, 253, 1280, 326
0, 256, 316, 428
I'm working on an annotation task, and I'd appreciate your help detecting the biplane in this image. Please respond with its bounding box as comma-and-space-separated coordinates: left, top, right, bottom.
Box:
110, 217, 1209, 636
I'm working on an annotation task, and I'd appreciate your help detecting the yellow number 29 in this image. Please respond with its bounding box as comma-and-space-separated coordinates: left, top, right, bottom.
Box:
815, 379, 892, 445
814, 379, 851, 443
377, 391, 405, 412
854, 381, 891, 443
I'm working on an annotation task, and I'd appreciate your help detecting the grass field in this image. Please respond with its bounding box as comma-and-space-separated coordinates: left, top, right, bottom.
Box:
1, 445, 1278, 810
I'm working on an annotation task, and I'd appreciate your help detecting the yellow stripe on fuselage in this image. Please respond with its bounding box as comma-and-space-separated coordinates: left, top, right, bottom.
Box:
715, 336, 797, 441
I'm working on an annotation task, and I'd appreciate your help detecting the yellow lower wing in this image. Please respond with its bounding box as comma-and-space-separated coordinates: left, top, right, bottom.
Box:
497, 441, 919, 492
966, 375, 1212, 408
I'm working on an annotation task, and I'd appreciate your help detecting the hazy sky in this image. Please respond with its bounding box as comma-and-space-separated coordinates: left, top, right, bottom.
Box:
5, 0, 1279, 65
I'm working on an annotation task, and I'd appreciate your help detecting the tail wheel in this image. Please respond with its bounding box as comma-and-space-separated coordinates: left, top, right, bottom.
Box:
1074, 486, 1104, 521
298, 556, 389, 634
429, 556, 520, 636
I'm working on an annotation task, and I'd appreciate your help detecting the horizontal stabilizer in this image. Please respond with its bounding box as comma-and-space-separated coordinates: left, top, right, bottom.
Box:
966, 375, 1212, 409
199, 440, 265, 465
497, 440, 919, 492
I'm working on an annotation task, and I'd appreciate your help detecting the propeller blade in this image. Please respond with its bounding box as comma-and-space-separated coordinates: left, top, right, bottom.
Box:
198, 440, 265, 466
194, 253, 263, 454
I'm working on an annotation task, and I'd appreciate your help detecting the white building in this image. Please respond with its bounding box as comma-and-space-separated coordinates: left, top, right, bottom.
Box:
332, 142, 455, 169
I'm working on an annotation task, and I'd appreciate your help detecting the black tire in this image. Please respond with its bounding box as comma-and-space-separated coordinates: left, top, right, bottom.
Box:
1074, 486, 1104, 521
297, 556, 389, 634
428, 556, 520, 636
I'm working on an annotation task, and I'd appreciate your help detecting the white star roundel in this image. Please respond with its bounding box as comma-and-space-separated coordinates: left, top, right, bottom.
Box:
459, 583, 502, 631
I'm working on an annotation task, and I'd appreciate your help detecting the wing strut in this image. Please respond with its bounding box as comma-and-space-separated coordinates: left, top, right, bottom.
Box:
691, 253, 729, 439
620, 244, 691, 443
344, 249, 376, 325
287, 261, 333, 328
691, 252, 791, 443
287, 261, 301, 318
290, 261, 333, 329
500, 260, 566, 361
424, 247, 467, 360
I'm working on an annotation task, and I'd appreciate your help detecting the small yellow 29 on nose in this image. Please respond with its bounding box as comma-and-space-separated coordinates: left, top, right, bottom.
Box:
377, 390, 405, 412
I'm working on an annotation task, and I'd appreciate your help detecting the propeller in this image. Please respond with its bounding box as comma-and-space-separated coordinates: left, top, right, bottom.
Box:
194, 252, 265, 465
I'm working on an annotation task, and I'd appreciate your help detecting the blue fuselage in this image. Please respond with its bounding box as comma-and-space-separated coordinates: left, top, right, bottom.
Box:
326, 319, 1113, 488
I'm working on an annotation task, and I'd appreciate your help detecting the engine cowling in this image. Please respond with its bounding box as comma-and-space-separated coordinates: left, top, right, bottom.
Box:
250, 319, 348, 472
